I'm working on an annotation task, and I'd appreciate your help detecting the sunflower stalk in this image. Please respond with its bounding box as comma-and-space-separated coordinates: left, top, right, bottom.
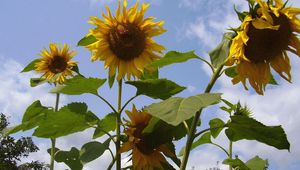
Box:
50, 92, 60, 170
116, 80, 123, 170
180, 64, 224, 170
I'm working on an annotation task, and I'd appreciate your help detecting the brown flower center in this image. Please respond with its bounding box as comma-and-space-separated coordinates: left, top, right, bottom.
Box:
108, 23, 146, 61
245, 13, 292, 63
49, 56, 68, 73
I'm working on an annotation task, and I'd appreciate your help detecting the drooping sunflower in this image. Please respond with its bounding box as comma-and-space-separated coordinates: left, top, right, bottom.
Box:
120, 106, 173, 170
35, 43, 77, 84
85, 0, 166, 80
225, 0, 300, 94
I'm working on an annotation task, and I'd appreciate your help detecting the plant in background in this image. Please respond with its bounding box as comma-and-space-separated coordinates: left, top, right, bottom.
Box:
0, 113, 48, 170
1, 0, 298, 170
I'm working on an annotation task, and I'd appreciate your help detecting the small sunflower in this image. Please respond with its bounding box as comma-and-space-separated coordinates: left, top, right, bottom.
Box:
226, 0, 300, 94
85, 0, 166, 80
35, 43, 77, 84
120, 106, 173, 170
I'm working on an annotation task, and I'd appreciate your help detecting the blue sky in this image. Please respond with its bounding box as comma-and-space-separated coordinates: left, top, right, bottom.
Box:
1, 0, 300, 169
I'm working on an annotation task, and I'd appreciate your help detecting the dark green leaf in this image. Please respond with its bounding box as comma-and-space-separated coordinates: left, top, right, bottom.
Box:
71, 65, 84, 77
126, 79, 186, 100
269, 75, 278, 85
93, 113, 117, 139
30, 78, 47, 87
77, 35, 97, 46
33, 103, 98, 138
50, 76, 106, 95
223, 158, 250, 170
209, 118, 225, 138
225, 115, 290, 150
145, 93, 221, 126
55, 147, 83, 170
21, 59, 39, 73
163, 143, 181, 168
209, 32, 236, 68
149, 51, 199, 69
179, 132, 211, 156
246, 156, 268, 170
79, 141, 109, 164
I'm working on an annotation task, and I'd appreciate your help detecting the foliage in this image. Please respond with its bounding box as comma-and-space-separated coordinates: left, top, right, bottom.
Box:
0, 113, 48, 170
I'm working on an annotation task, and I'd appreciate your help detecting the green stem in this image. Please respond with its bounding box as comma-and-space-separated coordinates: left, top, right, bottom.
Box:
180, 65, 224, 170
95, 94, 118, 113
116, 80, 122, 170
50, 93, 60, 170
211, 142, 230, 157
120, 95, 138, 114
229, 141, 233, 170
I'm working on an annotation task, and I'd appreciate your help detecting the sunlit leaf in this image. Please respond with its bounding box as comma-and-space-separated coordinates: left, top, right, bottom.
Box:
33, 103, 98, 138
50, 76, 106, 95
93, 113, 117, 139
126, 79, 186, 100
223, 158, 250, 170
145, 93, 221, 126
140, 68, 159, 80
77, 35, 97, 46
246, 156, 268, 170
209, 32, 236, 68
209, 118, 225, 138
21, 59, 39, 73
149, 51, 199, 68
225, 115, 290, 150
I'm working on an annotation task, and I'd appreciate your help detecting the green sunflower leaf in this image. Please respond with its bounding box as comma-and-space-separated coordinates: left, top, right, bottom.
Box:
209, 118, 226, 138
149, 51, 200, 69
2, 101, 48, 136
30, 78, 48, 87
246, 156, 268, 170
33, 102, 98, 138
79, 140, 110, 164
126, 79, 186, 100
93, 113, 117, 139
144, 93, 221, 126
225, 115, 290, 150
224, 66, 278, 85
50, 75, 106, 95
179, 132, 212, 156
209, 32, 236, 68
140, 68, 159, 80
77, 35, 97, 46
51, 147, 83, 170
21, 59, 40, 73
223, 158, 250, 170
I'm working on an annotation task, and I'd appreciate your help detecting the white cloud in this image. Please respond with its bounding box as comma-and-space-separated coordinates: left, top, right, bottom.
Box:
0, 57, 67, 125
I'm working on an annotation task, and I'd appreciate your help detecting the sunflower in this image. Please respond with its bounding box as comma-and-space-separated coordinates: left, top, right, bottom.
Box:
120, 106, 173, 170
225, 0, 300, 94
35, 43, 77, 84
85, 0, 166, 80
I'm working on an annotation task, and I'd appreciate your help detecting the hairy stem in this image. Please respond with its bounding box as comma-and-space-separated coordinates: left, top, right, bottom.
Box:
50, 93, 60, 170
180, 65, 224, 170
116, 80, 122, 170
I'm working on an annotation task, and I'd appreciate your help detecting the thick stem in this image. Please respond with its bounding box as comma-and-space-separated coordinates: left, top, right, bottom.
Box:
50, 93, 60, 170
116, 80, 122, 170
180, 65, 224, 170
